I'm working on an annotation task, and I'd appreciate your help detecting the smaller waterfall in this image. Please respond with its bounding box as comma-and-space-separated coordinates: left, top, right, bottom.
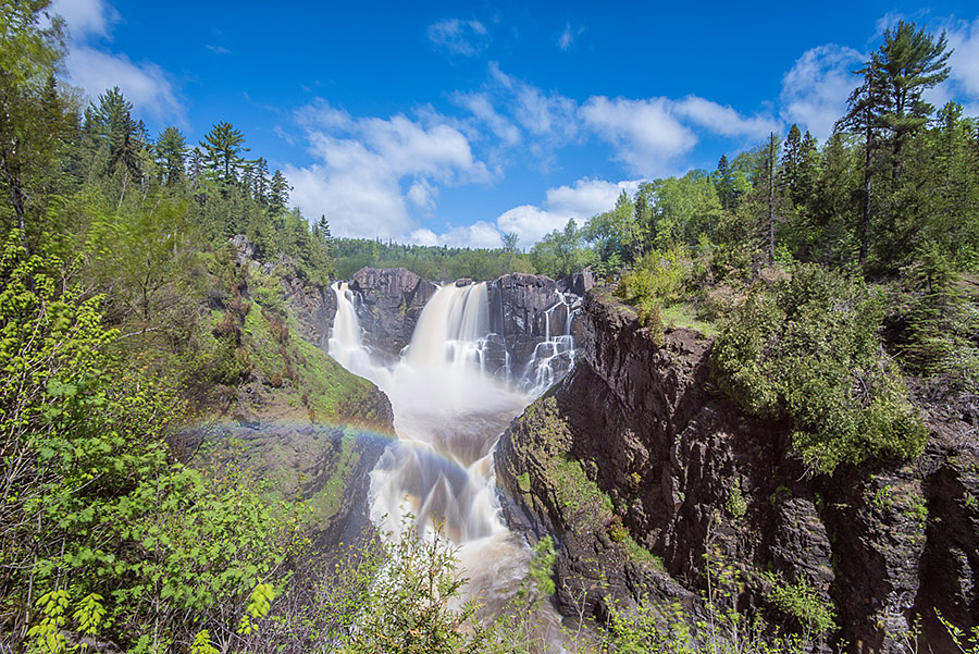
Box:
522, 291, 579, 395
328, 282, 389, 386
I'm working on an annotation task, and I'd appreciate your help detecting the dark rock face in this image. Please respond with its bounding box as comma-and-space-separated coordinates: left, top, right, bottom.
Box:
280, 271, 337, 349
487, 273, 579, 379
496, 287, 979, 650
348, 267, 438, 360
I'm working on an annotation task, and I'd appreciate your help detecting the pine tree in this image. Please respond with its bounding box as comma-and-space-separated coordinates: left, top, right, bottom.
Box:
837, 55, 888, 263
780, 124, 818, 207
155, 126, 186, 187
91, 87, 145, 202
200, 122, 248, 183
837, 21, 951, 266
713, 154, 736, 210
876, 21, 951, 176
268, 170, 290, 214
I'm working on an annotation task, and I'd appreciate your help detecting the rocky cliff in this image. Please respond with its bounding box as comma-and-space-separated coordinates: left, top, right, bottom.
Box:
496, 287, 978, 651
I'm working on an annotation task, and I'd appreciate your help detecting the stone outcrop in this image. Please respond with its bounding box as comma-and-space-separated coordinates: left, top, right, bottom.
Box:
486, 273, 579, 379
496, 287, 979, 650
349, 267, 438, 360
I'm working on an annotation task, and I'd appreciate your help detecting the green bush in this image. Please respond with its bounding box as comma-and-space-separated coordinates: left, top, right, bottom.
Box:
710, 264, 926, 473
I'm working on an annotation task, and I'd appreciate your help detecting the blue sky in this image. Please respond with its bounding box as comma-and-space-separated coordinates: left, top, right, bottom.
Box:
50, 0, 979, 248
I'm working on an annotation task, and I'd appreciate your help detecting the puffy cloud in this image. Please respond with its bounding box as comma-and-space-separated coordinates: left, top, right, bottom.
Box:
63, 47, 183, 121
427, 19, 489, 56
50, 0, 183, 123
546, 178, 642, 219
579, 96, 696, 176
673, 95, 779, 140
947, 17, 979, 99
286, 101, 489, 239
438, 221, 504, 248
284, 163, 414, 240
780, 44, 864, 141
409, 228, 440, 247
49, 0, 114, 39
489, 177, 642, 246
496, 205, 569, 245
408, 221, 503, 249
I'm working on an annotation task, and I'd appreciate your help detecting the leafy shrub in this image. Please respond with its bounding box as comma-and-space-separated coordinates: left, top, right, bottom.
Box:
710, 264, 926, 473
615, 246, 690, 307
762, 572, 837, 641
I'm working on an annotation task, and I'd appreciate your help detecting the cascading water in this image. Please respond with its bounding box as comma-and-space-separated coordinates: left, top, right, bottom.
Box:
522, 291, 579, 395
328, 279, 575, 638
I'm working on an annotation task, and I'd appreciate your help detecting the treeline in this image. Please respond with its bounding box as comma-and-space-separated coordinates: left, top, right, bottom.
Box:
333, 237, 532, 280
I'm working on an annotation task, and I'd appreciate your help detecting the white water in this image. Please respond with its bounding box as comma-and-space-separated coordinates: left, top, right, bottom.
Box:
523, 291, 578, 395
328, 280, 574, 637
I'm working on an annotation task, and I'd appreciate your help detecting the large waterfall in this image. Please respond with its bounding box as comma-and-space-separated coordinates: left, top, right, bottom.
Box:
327, 279, 575, 621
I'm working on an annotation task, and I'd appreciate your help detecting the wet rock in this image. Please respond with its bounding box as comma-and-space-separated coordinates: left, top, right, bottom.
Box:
348, 267, 438, 359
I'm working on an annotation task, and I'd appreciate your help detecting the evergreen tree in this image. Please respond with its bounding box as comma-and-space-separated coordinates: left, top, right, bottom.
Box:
268, 169, 290, 214
155, 126, 187, 187
0, 0, 69, 246
780, 124, 818, 207
713, 154, 736, 210
875, 21, 951, 175
201, 121, 248, 183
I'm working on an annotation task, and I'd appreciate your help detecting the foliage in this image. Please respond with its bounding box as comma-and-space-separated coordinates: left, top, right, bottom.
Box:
710, 264, 926, 473
0, 232, 305, 650
761, 573, 837, 641
334, 237, 533, 281
530, 219, 595, 280
725, 479, 747, 518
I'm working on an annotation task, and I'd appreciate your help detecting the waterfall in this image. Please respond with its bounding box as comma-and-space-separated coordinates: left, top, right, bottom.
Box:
328, 282, 390, 387
327, 280, 574, 639
521, 291, 579, 395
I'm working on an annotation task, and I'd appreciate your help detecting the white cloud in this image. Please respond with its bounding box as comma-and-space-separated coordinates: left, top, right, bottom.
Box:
947, 17, 979, 99
780, 44, 864, 141
488, 177, 641, 246
674, 95, 779, 140
206, 44, 231, 55
407, 221, 503, 249
580, 96, 696, 176
558, 23, 583, 51
496, 205, 569, 245
453, 92, 521, 146
546, 178, 641, 219
285, 163, 413, 239
49, 0, 114, 39
50, 0, 183, 123
63, 46, 183, 122
514, 84, 578, 139
427, 18, 489, 56
410, 228, 440, 247
439, 221, 503, 248
286, 101, 490, 239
